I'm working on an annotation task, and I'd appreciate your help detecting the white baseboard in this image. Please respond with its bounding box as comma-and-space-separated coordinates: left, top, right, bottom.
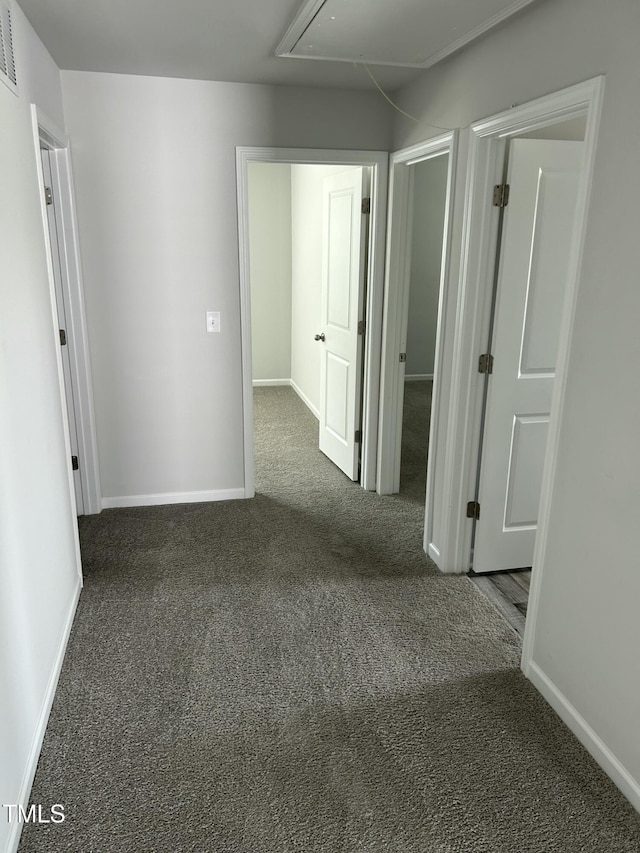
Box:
526, 660, 640, 814
101, 488, 246, 509
5, 578, 82, 853
251, 378, 319, 419
405, 374, 434, 382
290, 380, 320, 419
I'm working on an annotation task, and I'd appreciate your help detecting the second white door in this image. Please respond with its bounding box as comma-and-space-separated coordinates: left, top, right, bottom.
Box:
317, 167, 367, 481
473, 139, 583, 573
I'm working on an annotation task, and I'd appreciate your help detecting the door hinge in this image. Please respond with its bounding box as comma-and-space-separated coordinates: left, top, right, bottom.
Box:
354, 429, 362, 443
361, 197, 371, 215
59, 329, 67, 346
467, 500, 480, 520
71, 455, 79, 471
44, 186, 53, 205
399, 352, 407, 363
358, 319, 366, 335
492, 183, 510, 207
478, 353, 494, 375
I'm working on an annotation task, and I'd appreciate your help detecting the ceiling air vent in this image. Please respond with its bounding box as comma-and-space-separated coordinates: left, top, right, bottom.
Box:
0, 0, 18, 95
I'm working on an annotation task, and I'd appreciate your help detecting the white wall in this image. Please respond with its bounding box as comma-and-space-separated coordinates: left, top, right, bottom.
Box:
61, 72, 392, 503
248, 163, 292, 382
405, 154, 448, 378
519, 115, 586, 141
0, 8, 81, 853
290, 164, 351, 415
393, 0, 640, 809
11, 4, 65, 130
248, 161, 357, 409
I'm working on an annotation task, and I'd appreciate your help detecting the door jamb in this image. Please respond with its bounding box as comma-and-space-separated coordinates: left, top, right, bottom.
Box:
236, 147, 389, 497
31, 105, 102, 516
376, 132, 457, 547
439, 77, 604, 585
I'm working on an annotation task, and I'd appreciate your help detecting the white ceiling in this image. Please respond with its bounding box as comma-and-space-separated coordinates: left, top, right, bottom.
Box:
17, 0, 541, 91
278, 0, 539, 69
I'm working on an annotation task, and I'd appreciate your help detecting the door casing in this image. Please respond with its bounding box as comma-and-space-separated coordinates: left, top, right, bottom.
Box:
40, 146, 85, 514
376, 132, 457, 567
236, 147, 389, 497
404, 80, 605, 580
32, 105, 102, 517
437, 77, 604, 583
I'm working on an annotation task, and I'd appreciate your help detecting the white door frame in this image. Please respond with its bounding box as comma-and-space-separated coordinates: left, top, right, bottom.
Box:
376, 132, 457, 542
236, 147, 389, 497
438, 76, 604, 578
31, 105, 102, 516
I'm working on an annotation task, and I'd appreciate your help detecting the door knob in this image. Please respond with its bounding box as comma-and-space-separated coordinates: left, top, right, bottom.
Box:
314, 333, 325, 342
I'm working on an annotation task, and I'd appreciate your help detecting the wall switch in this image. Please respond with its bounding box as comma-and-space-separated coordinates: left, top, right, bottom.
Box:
206, 311, 221, 333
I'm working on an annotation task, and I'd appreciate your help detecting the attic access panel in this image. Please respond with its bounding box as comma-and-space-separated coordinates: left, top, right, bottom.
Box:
277, 0, 539, 69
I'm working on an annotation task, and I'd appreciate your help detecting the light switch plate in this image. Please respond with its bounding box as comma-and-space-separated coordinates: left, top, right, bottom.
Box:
206, 311, 221, 333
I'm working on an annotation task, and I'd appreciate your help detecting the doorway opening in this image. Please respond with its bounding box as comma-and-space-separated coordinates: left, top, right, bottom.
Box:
413, 78, 604, 591
468, 117, 587, 636
394, 152, 449, 511
377, 133, 457, 556
236, 148, 388, 498
406, 78, 604, 656
247, 162, 371, 484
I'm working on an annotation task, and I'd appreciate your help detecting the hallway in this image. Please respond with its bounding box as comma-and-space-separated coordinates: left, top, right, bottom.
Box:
19, 387, 640, 852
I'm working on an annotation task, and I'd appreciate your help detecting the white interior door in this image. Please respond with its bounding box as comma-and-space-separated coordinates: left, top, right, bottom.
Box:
41, 148, 85, 515
317, 167, 367, 480
473, 139, 583, 573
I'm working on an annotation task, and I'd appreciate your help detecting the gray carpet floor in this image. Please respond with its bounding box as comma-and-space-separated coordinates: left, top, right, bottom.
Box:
399, 380, 432, 503
19, 386, 640, 852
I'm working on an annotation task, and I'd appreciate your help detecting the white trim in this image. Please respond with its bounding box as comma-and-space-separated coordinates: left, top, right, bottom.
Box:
405, 374, 434, 382
275, 0, 325, 59
252, 378, 290, 387
6, 578, 81, 853
377, 133, 456, 505
236, 147, 388, 498
101, 488, 245, 509
438, 133, 507, 574
527, 661, 640, 813
437, 77, 604, 575
30, 111, 80, 530
290, 379, 320, 419
31, 105, 102, 516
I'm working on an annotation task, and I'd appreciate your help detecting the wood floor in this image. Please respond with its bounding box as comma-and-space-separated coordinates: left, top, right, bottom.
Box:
400, 379, 532, 639
469, 569, 531, 637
